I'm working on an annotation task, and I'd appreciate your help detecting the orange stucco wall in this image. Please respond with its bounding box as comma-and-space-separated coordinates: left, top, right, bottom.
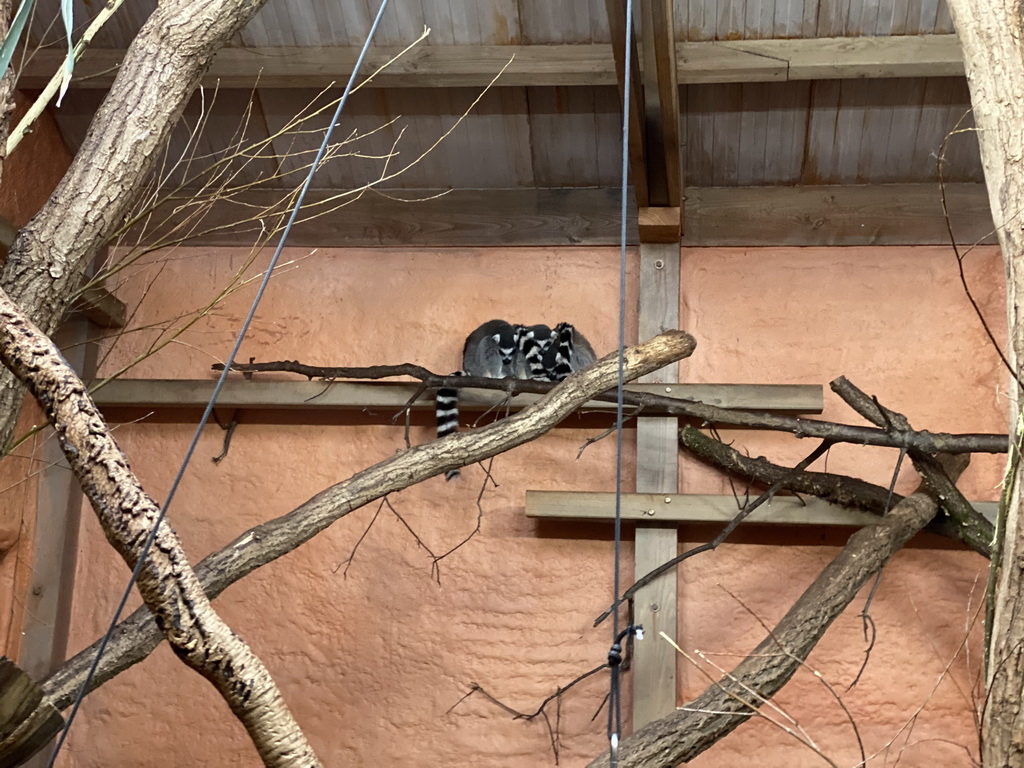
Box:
57, 243, 1003, 767
0, 91, 72, 659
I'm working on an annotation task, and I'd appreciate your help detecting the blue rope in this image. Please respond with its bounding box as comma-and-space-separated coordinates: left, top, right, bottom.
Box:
608, 0, 635, 764
46, 2, 391, 763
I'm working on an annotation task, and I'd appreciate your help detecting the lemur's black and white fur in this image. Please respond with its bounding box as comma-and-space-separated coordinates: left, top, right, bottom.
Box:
544, 322, 597, 382
436, 320, 596, 479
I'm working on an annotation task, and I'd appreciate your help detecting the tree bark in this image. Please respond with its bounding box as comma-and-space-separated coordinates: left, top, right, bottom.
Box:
587, 454, 968, 767
944, 3, 1024, 766
0, 287, 323, 767
679, 425, 991, 557
0, 0, 14, 189
0, 332, 697, 762
0, 0, 270, 454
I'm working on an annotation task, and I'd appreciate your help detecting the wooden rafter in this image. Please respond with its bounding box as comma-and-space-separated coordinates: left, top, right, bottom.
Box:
641, 0, 681, 209
639, 0, 682, 241
18, 36, 964, 90
604, 0, 649, 207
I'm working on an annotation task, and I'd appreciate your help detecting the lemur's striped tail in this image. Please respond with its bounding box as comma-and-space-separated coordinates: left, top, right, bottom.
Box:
436, 371, 464, 480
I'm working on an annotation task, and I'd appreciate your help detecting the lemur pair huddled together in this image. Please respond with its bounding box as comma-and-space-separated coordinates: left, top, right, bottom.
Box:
436, 319, 597, 479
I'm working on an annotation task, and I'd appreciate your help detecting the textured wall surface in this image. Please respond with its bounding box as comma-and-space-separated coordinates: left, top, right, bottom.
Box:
56, 244, 1003, 767
0, 92, 71, 228
0, 91, 72, 659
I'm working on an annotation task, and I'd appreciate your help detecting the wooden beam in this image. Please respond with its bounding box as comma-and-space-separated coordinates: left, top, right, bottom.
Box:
66, 286, 127, 329
89, 379, 823, 420
604, 0, 649, 206
18, 36, 964, 90
143, 187, 636, 248
526, 491, 999, 526
632, 242, 681, 726
639, 206, 681, 243
136, 184, 993, 248
683, 184, 995, 246
641, 0, 682, 209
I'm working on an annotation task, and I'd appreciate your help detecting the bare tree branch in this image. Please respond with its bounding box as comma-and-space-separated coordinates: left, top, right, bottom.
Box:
0, 287, 321, 767
679, 425, 992, 557
32, 332, 696, 725
586, 453, 969, 767
216, 359, 1009, 454
830, 376, 994, 557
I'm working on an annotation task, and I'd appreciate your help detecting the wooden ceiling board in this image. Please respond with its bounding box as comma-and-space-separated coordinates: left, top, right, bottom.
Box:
736, 82, 771, 185
907, 77, 978, 183
935, 89, 980, 183
763, 81, 812, 184
256, 86, 534, 190
517, 0, 608, 44
713, 83, 744, 185
682, 85, 714, 184
878, 79, 928, 181
28, 0, 137, 48
746, 0, 777, 40
526, 86, 621, 187
156, 89, 277, 191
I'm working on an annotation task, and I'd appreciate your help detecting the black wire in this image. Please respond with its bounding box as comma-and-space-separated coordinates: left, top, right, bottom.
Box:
609, 1, 635, 764
45, 2, 392, 763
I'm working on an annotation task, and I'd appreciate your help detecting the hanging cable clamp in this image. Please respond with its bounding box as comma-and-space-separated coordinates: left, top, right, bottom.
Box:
608, 624, 644, 667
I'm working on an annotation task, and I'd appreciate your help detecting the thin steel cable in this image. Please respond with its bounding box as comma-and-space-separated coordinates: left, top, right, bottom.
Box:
46, 2, 391, 763
608, 0, 634, 764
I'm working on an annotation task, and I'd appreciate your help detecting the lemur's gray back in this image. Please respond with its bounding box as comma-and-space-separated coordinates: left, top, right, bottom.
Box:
462, 319, 519, 378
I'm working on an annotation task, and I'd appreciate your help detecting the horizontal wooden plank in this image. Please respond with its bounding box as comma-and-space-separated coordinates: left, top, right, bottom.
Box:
19, 36, 964, 90
685, 34, 964, 84
144, 188, 635, 248
684, 183, 995, 246
526, 491, 997, 525
89, 379, 823, 419
145, 184, 993, 247
67, 286, 127, 329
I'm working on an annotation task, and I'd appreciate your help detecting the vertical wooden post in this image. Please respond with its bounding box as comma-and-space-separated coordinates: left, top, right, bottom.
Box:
632, 242, 680, 727
20, 321, 91, 679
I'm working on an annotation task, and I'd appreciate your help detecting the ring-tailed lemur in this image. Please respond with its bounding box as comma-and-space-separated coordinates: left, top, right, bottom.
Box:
544, 322, 597, 382
513, 323, 556, 380
436, 319, 520, 480
437, 320, 597, 479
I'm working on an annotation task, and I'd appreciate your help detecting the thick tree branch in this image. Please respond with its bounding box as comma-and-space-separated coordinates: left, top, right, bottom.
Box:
0, 288, 321, 766
35, 333, 697, 720
587, 453, 969, 767
218, 360, 1009, 454
679, 425, 992, 557
0, 0, 271, 453
945, 3, 1024, 764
